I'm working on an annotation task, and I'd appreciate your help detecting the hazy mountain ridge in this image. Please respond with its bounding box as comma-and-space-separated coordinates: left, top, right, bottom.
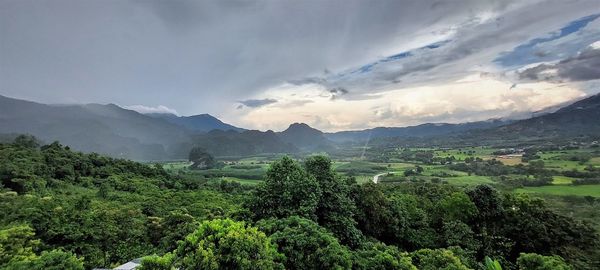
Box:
325, 119, 513, 142
494, 93, 600, 136
147, 113, 245, 132
2, 93, 599, 159
190, 129, 298, 157
0, 95, 189, 160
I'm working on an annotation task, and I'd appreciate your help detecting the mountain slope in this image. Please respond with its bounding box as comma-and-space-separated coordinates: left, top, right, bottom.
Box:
148, 113, 244, 132
190, 129, 298, 156
0, 95, 190, 160
325, 119, 512, 142
495, 93, 600, 136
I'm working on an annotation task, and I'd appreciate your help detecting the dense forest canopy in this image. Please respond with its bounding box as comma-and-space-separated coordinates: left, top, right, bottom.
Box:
1, 135, 599, 269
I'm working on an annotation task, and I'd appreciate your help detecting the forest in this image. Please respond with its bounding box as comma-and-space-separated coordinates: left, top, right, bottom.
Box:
1, 135, 599, 270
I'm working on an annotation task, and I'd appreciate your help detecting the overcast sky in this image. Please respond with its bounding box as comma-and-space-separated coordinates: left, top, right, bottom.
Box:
1, 0, 600, 131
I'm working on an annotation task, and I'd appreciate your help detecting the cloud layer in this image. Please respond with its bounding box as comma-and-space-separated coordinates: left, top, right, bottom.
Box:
1, 0, 599, 131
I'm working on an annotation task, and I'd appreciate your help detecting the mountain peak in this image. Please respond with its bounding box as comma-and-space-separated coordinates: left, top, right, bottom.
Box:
284, 122, 320, 133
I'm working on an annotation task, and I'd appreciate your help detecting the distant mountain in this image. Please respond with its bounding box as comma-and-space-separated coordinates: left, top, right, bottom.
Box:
190, 129, 298, 157
325, 119, 513, 142
0, 95, 190, 160
278, 123, 334, 151
494, 93, 600, 137
147, 113, 244, 132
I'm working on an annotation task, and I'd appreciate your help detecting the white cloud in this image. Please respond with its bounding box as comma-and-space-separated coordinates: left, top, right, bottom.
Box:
225, 75, 586, 132
124, 104, 178, 115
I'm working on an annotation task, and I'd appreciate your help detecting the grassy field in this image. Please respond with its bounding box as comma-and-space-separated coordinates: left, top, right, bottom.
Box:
515, 185, 600, 197
443, 175, 495, 186
433, 147, 495, 160
537, 150, 600, 171
552, 176, 575, 185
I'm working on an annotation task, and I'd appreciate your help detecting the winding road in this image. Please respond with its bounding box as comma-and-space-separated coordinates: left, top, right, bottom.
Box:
372, 172, 387, 183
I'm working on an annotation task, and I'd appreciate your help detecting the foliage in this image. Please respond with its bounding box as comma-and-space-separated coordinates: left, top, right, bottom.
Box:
257, 216, 351, 270
188, 147, 216, 169
248, 156, 321, 220
173, 219, 283, 270
410, 248, 470, 270
304, 155, 362, 247
4, 249, 84, 270
0, 225, 39, 266
138, 253, 176, 270
516, 253, 571, 270
485, 256, 502, 270
1, 138, 600, 269
351, 242, 416, 270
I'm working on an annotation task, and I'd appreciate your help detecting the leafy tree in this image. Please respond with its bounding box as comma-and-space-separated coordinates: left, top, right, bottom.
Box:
410, 248, 469, 270
516, 253, 571, 270
304, 155, 362, 247
13, 135, 39, 149
188, 147, 216, 169
257, 216, 352, 270
4, 250, 84, 270
351, 242, 416, 270
353, 182, 394, 241
138, 253, 176, 270
248, 156, 321, 220
174, 219, 283, 269
442, 221, 480, 252
437, 192, 478, 223
0, 225, 39, 266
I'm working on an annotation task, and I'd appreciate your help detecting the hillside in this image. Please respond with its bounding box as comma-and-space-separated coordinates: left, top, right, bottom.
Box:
191, 129, 298, 157
147, 113, 244, 132
326, 119, 512, 142
495, 93, 600, 136
0, 95, 190, 160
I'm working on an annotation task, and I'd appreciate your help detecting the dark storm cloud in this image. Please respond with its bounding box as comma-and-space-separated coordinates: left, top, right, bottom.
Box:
1, 0, 599, 120
518, 47, 600, 82
0, 0, 520, 115
239, 98, 277, 108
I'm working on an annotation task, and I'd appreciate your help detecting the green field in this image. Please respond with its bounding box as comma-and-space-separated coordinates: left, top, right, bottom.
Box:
443, 175, 495, 186
552, 176, 575, 185
515, 185, 600, 197
433, 147, 495, 160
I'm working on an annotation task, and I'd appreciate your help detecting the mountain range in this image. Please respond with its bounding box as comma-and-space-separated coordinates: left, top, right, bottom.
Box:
1, 93, 599, 160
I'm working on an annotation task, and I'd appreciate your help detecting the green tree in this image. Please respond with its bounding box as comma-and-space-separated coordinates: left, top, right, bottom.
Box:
0, 225, 39, 266
188, 147, 216, 169
257, 216, 352, 270
437, 192, 478, 223
353, 182, 395, 241
138, 253, 176, 270
516, 253, 571, 270
249, 156, 321, 220
351, 242, 416, 270
174, 219, 283, 270
410, 249, 469, 270
13, 135, 39, 149
304, 155, 362, 247
5, 250, 84, 270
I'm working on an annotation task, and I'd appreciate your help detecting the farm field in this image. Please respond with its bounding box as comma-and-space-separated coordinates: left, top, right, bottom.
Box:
515, 185, 600, 197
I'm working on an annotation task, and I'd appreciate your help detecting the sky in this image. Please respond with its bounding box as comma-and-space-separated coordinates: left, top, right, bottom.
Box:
1, 0, 600, 132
